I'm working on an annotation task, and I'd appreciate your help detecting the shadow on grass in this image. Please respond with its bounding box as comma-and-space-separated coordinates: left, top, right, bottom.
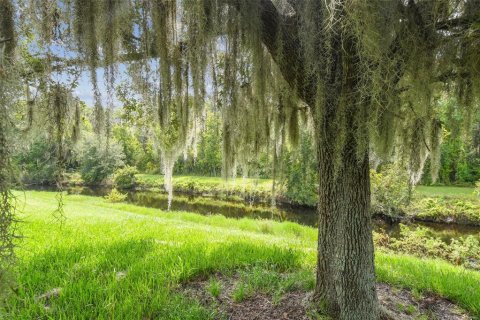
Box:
7, 239, 303, 319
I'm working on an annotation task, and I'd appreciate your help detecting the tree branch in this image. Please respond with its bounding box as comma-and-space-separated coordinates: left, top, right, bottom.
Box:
258, 0, 313, 105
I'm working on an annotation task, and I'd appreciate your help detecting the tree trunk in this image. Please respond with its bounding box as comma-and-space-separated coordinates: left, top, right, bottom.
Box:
315, 143, 378, 319
314, 109, 378, 319
257, 1, 379, 317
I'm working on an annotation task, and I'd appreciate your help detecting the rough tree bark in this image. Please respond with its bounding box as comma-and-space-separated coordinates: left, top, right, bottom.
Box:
312, 18, 378, 318
314, 120, 377, 319
258, 1, 379, 318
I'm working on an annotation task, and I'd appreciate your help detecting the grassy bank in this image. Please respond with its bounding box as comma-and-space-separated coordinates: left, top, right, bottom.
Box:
137, 176, 480, 226
408, 186, 480, 225
135, 174, 277, 201
415, 186, 478, 199
3, 191, 480, 318
61, 173, 480, 226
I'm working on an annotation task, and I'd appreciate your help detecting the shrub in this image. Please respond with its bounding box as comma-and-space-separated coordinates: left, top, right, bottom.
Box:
370, 165, 410, 216
475, 181, 480, 197
65, 172, 84, 186
410, 197, 480, 225
375, 224, 480, 270
13, 137, 58, 184
114, 166, 138, 189
283, 131, 318, 206
104, 188, 127, 203
76, 135, 124, 185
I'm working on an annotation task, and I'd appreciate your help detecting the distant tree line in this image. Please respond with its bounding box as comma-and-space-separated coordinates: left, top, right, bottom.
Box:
12, 95, 479, 193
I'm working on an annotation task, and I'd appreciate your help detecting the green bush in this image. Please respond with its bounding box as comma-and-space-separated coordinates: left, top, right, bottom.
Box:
13, 137, 58, 184
114, 166, 138, 189
375, 224, 480, 270
104, 188, 128, 203
283, 131, 318, 206
370, 165, 410, 215
410, 197, 480, 225
76, 136, 125, 185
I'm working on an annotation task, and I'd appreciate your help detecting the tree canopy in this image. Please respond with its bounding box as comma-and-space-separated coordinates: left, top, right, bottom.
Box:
1, 0, 477, 184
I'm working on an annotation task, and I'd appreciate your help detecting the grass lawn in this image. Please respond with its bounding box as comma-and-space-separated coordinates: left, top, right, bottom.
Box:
409, 185, 480, 225
415, 185, 477, 199
135, 174, 478, 202
5, 191, 480, 318
136, 174, 272, 197
136, 174, 274, 190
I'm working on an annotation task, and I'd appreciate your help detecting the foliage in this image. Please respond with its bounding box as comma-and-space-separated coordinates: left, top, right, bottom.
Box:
283, 132, 317, 206
104, 188, 127, 203
112, 126, 143, 168
374, 225, 480, 270
135, 141, 159, 174
175, 111, 223, 177
13, 1, 479, 180
76, 136, 124, 185
135, 174, 274, 203
64, 172, 84, 186
408, 197, 480, 225
3, 1, 480, 316
113, 166, 138, 190
475, 181, 480, 197
113, 85, 159, 173
13, 137, 57, 184
370, 165, 411, 215
421, 98, 480, 186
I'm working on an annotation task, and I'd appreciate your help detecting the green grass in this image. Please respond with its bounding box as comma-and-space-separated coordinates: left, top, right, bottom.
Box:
137, 175, 478, 200
134, 174, 277, 203
409, 186, 480, 225
5, 191, 480, 318
207, 278, 222, 299
136, 174, 274, 191
415, 185, 477, 199
376, 254, 480, 316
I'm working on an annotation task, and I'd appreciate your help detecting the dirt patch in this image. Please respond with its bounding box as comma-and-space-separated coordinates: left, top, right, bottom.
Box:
181, 275, 470, 320
377, 283, 469, 320
182, 274, 311, 320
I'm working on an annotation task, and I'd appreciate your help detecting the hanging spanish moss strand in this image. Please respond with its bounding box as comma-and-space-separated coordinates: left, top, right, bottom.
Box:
99, 0, 129, 149
51, 85, 68, 221
14, 83, 35, 133
0, 0, 20, 294
406, 117, 430, 185
73, 0, 104, 134
429, 118, 443, 183
24, 84, 34, 132
0, 85, 17, 267
147, 0, 208, 209
72, 100, 81, 143
41, 84, 83, 221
